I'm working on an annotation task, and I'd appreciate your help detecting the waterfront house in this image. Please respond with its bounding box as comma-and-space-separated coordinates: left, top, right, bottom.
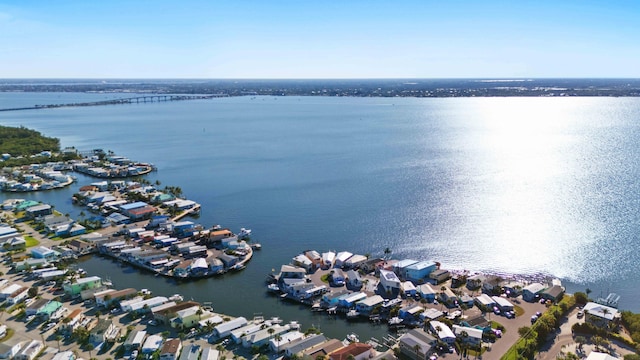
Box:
208, 229, 233, 242
200, 347, 219, 360
304, 250, 323, 270
153, 301, 200, 324
213, 317, 248, 338
460, 293, 475, 308
293, 254, 313, 273
491, 296, 514, 312
541, 285, 565, 302
402, 281, 417, 297
173, 260, 191, 278
399, 304, 425, 319
360, 257, 384, 275
584, 302, 620, 328
14, 200, 40, 212
452, 325, 483, 345
345, 269, 363, 289
242, 324, 291, 348
379, 269, 402, 295
329, 342, 373, 360
429, 269, 451, 284
522, 283, 546, 302
63, 276, 102, 296
170, 305, 202, 329
321, 251, 336, 269
14, 340, 43, 360
273, 332, 315, 355
466, 274, 484, 290
124, 330, 147, 351
355, 295, 385, 315
31, 246, 59, 260
417, 283, 437, 302
502, 280, 524, 297
344, 254, 367, 269
339, 292, 367, 309
89, 318, 115, 344
334, 251, 353, 268
398, 329, 437, 360
392, 259, 419, 280
321, 290, 350, 307
122, 296, 168, 313
230, 323, 264, 344
142, 335, 164, 354
96, 288, 137, 307
405, 261, 438, 284
429, 320, 456, 345
217, 253, 238, 269
207, 257, 224, 273
179, 344, 200, 360
481, 275, 503, 294
278, 264, 307, 280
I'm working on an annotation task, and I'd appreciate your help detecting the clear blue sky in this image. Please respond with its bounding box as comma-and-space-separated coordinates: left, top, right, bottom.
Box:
1, 0, 639, 78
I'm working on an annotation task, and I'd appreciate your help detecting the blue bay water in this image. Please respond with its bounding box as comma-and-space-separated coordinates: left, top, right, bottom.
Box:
2, 93, 640, 324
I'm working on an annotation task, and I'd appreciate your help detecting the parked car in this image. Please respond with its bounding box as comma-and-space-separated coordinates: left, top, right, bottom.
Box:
130, 350, 138, 360
504, 311, 514, 319
493, 306, 501, 315
577, 310, 584, 318
531, 315, 538, 323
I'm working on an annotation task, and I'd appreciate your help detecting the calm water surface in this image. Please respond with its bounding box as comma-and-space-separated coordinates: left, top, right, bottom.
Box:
2, 93, 640, 327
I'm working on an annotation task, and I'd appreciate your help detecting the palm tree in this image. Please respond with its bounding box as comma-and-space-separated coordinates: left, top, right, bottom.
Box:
267, 327, 275, 341
585, 288, 592, 299
86, 343, 95, 359
55, 335, 63, 350
196, 308, 203, 320
575, 336, 587, 351
274, 334, 282, 353
383, 247, 392, 262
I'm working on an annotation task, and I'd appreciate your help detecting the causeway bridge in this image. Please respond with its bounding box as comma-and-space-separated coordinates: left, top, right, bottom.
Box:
0, 94, 228, 112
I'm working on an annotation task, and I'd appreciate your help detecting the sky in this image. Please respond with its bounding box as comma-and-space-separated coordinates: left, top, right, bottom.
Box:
0, 0, 639, 79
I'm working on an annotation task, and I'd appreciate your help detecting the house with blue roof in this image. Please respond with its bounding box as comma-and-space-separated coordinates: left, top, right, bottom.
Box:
392, 259, 419, 280
405, 261, 438, 284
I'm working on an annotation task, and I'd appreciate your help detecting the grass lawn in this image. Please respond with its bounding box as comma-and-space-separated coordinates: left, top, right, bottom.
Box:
320, 274, 330, 283
514, 305, 525, 317
24, 236, 40, 247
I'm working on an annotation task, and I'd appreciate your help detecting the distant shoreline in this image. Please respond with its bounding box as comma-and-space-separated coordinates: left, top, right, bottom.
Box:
1, 78, 640, 98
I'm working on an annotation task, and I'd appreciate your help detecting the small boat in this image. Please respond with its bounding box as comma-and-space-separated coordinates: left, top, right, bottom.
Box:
346, 309, 360, 320
345, 333, 359, 343
267, 283, 281, 293
238, 228, 252, 239
251, 243, 262, 250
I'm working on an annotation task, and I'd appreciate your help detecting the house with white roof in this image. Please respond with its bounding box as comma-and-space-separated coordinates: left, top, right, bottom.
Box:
398, 329, 437, 360
405, 261, 438, 284
213, 317, 248, 338
584, 302, 620, 328
379, 269, 402, 293
417, 283, 437, 302
522, 283, 546, 302
392, 259, 419, 280
452, 325, 483, 345
334, 251, 353, 268
429, 320, 456, 345
355, 295, 385, 314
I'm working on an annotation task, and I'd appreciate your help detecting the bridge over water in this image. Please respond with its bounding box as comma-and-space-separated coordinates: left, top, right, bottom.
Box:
0, 94, 228, 112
